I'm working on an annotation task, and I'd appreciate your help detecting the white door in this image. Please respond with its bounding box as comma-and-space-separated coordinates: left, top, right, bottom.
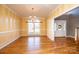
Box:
28, 23, 34, 36
34, 23, 40, 36
54, 20, 66, 37
28, 21, 40, 36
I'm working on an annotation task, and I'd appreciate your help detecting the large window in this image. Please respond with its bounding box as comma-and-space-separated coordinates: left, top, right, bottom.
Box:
28, 18, 40, 36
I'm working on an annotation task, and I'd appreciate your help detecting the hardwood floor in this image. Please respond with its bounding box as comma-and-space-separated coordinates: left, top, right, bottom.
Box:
0, 36, 79, 54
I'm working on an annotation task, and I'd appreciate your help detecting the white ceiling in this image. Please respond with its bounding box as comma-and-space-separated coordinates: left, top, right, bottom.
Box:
6, 4, 58, 18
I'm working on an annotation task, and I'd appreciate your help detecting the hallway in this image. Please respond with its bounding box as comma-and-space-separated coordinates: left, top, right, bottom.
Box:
0, 36, 79, 54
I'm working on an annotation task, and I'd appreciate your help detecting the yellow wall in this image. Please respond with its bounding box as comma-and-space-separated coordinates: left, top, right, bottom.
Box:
0, 5, 47, 49
0, 5, 21, 49
20, 17, 28, 36
47, 4, 79, 40
20, 17, 47, 36
40, 18, 47, 36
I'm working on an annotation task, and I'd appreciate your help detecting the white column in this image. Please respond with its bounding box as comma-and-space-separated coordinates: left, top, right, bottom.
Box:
75, 28, 77, 40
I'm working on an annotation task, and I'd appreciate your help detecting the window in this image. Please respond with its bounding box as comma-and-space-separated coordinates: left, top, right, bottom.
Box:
28, 17, 40, 36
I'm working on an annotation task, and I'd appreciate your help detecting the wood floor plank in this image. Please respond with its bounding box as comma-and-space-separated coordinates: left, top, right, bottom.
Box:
0, 36, 79, 54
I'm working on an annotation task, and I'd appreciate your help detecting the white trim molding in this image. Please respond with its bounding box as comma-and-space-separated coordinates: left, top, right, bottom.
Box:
66, 35, 75, 38
75, 27, 79, 40
54, 5, 79, 19
0, 36, 20, 50
0, 30, 20, 34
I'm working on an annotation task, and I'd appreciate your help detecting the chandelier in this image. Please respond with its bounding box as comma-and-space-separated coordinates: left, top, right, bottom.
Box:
28, 8, 37, 21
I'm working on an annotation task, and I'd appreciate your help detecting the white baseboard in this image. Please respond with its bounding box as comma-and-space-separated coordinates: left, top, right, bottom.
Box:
55, 35, 75, 38
66, 35, 75, 38
55, 36, 66, 37
0, 36, 21, 50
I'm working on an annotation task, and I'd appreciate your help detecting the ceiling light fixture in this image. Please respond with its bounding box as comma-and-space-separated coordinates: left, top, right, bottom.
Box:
28, 8, 37, 22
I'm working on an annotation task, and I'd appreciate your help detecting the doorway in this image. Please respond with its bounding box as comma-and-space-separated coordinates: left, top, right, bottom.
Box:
28, 19, 40, 36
